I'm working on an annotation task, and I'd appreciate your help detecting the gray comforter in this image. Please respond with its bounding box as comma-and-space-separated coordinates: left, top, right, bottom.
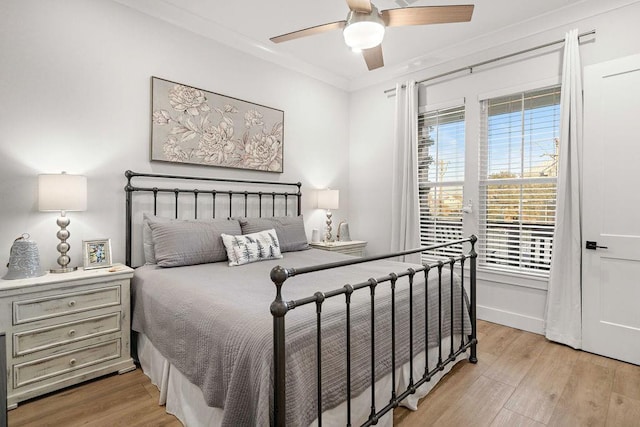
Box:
131, 249, 470, 426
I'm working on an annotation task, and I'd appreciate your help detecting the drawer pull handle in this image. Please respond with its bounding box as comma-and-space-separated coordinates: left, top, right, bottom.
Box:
68, 329, 76, 337
68, 300, 76, 307
69, 358, 77, 366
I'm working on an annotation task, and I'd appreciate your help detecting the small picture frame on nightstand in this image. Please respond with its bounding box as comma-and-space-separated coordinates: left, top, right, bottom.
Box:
82, 238, 113, 270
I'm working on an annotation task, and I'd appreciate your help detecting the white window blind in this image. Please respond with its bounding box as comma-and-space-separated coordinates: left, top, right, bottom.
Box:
418, 105, 465, 261
479, 86, 561, 276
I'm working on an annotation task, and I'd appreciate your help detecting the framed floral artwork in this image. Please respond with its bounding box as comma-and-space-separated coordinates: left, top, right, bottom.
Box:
82, 238, 113, 270
150, 77, 284, 173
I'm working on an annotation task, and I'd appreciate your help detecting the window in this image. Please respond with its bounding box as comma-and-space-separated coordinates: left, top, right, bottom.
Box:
418, 105, 465, 261
479, 87, 561, 276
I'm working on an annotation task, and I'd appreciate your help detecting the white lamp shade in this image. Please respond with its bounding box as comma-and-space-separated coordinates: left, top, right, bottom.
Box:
317, 189, 339, 210
38, 173, 87, 212
343, 21, 385, 50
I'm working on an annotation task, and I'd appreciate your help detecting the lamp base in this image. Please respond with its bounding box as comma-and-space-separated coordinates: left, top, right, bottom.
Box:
51, 212, 77, 274
323, 210, 334, 242
49, 266, 78, 274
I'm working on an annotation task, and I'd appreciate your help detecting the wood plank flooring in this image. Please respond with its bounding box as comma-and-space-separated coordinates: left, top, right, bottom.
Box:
8, 320, 640, 426
393, 321, 640, 427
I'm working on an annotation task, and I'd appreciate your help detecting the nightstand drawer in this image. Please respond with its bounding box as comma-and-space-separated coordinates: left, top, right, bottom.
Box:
310, 240, 367, 257
13, 339, 121, 388
340, 248, 365, 256
13, 313, 121, 357
13, 284, 122, 325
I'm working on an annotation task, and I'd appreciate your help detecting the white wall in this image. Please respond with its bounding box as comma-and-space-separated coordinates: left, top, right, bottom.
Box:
349, 1, 640, 334
0, 0, 350, 275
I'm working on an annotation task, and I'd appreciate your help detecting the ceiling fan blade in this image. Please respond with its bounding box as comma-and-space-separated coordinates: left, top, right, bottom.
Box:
381, 5, 474, 27
346, 0, 372, 13
362, 45, 384, 70
270, 21, 346, 44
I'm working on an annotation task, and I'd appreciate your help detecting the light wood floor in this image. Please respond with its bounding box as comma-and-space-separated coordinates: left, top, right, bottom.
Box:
8, 320, 640, 426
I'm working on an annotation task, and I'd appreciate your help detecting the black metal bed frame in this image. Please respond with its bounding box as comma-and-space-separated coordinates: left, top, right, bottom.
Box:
123, 170, 477, 426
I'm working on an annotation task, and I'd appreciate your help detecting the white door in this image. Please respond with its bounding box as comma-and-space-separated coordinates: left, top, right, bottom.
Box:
582, 54, 640, 365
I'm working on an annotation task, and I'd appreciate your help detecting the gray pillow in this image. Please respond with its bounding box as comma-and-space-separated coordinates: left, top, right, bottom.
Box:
238, 216, 309, 253
142, 213, 172, 264
149, 218, 241, 267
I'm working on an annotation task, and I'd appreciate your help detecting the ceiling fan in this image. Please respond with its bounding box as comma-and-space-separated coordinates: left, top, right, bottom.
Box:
270, 0, 474, 71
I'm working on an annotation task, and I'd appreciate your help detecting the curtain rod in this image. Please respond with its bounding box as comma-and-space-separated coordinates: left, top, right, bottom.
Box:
384, 29, 596, 94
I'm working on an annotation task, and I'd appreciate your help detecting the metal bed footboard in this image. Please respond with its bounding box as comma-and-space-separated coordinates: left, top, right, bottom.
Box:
270, 236, 478, 426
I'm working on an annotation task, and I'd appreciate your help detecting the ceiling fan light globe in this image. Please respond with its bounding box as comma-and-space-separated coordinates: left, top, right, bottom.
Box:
343, 21, 385, 50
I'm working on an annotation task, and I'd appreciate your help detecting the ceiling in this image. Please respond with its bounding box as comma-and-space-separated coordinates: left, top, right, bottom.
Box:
112, 0, 628, 90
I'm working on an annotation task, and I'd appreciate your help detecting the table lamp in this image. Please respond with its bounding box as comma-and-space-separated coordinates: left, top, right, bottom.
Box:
317, 189, 339, 242
38, 172, 87, 273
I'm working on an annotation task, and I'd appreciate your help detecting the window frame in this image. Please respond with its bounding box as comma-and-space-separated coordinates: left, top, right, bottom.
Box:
477, 85, 561, 277
417, 101, 466, 262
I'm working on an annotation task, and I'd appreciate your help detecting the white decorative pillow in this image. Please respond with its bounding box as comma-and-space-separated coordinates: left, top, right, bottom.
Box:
221, 229, 283, 266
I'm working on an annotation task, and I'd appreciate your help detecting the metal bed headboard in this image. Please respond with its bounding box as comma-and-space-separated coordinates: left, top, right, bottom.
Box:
124, 170, 302, 267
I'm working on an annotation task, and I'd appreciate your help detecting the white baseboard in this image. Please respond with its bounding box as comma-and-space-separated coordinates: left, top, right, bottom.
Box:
477, 305, 545, 335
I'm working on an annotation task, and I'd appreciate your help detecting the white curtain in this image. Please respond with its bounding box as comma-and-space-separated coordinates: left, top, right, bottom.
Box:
545, 29, 583, 349
390, 81, 421, 264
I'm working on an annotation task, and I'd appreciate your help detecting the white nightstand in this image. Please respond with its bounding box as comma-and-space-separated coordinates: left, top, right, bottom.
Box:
309, 240, 367, 257
0, 264, 135, 409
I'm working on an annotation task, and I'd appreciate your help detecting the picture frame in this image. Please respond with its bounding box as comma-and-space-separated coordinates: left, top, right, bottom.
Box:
150, 76, 284, 173
82, 238, 113, 270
